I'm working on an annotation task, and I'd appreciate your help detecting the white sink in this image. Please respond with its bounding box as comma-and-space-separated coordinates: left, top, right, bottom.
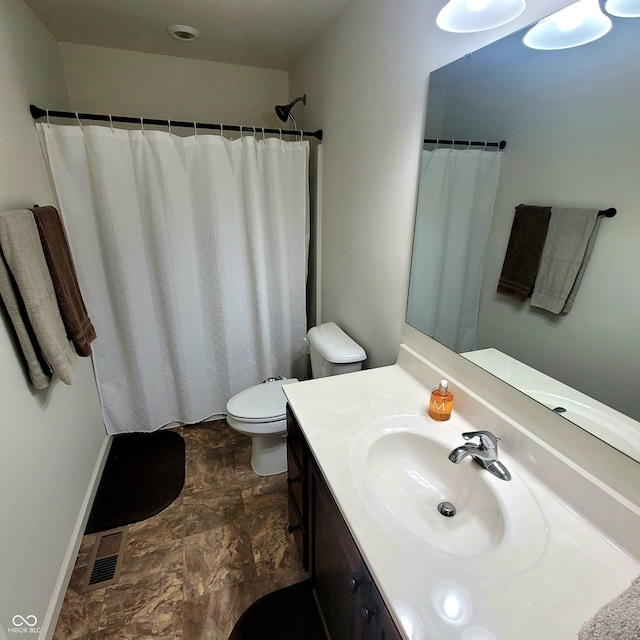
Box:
367, 431, 504, 556
352, 415, 548, 576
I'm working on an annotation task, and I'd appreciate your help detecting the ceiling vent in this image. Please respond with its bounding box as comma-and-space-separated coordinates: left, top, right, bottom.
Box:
167, 25, 200, 41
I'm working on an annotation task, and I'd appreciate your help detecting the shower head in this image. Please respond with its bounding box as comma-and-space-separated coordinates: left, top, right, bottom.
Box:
275, 94, 307, 129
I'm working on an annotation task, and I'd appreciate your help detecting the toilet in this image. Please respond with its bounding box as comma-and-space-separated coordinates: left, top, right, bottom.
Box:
226, 322, 367, 476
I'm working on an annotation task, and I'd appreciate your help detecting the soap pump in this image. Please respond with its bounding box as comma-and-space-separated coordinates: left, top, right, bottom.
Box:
428, 379, 454, 421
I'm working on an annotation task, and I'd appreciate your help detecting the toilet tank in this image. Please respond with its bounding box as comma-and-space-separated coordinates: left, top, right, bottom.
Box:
307, 322, 367, 378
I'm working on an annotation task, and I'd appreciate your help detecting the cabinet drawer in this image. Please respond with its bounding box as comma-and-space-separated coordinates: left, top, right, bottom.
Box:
287, 491, 308, 571
286, 404, 305, 468
287, 444, 305, 511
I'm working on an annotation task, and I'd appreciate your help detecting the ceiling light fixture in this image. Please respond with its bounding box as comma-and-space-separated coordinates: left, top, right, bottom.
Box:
167, 24, 200, 41
604, 0, 640, 17
436, 0, 526, 33
523, 0, 611, 49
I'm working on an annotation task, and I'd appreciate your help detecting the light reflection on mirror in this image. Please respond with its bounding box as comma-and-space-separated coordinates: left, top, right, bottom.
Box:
407, 13, 640, 460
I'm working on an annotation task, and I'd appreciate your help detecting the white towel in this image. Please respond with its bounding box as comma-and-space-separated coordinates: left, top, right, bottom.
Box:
0, 210, 76, 386
578, 575, 640, 640
531, 207, 600, 314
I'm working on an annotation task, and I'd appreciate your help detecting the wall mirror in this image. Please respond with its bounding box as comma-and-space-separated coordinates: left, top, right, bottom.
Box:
407, 9, 640, 462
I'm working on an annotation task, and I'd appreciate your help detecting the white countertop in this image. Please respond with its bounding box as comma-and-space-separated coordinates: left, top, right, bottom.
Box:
283, 362, 640, 640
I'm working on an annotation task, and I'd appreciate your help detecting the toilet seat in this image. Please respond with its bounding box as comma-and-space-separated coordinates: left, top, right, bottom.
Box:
226, 378, 297, 424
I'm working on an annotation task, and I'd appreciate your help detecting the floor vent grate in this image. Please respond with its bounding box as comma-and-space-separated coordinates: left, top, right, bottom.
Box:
82, 527, 127, 592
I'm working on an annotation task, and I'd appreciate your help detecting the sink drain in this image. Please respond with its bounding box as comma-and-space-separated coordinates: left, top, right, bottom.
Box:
437, 501, 456, 517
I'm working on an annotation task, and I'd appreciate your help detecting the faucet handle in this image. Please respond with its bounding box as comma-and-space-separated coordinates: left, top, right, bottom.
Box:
461, 430, 499, 450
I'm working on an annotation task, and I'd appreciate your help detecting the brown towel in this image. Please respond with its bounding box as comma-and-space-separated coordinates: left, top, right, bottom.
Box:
31, 206, 96, 356
497, 204, 552, 301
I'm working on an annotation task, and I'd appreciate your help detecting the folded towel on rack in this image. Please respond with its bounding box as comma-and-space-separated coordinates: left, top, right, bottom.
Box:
497, 204, 552, 301
0, 210, 76, 386
531, 207, 600, 314
0, 252, 52, 388
31, 206, 96, 356
578, 575, 640, 640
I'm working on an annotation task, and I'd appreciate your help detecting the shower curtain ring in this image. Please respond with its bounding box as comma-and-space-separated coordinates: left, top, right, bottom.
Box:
140, 117, 144, 133
109, 114, 114, 133
168, 119, 172, 136
261, 127, 265, 141
279, 129, 282, 142
45, 109, 50, 128
75, 112, 83, 130
194, 122, 197, 139
220, 124, 223, 138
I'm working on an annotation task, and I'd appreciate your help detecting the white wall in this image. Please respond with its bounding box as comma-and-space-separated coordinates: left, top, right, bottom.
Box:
289, 0, 574, 368
0, 0, 106, 637
59, 43, 289, 129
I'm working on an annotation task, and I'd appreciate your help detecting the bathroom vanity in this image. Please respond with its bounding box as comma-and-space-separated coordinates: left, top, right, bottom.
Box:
283, 343, 640, 640
287, 404, 402, 640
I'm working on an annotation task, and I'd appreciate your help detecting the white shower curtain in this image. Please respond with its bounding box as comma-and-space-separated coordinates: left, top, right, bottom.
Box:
406, 148, 501, 353
38, 123, 309, 435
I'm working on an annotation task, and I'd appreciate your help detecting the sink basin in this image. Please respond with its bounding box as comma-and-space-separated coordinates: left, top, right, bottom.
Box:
367, 431, 503, 556
351, 415, 547, 574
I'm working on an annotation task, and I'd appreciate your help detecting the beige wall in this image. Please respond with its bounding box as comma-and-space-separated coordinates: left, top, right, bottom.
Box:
0, 0, 106, 636
290, 0, 574, 368
59, 43, 289, 130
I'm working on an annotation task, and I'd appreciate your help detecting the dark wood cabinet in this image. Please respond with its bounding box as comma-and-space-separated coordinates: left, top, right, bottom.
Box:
286, 405, 403, 640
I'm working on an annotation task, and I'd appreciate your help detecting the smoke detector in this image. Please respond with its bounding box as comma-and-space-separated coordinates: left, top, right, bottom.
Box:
168, 25, 200, 41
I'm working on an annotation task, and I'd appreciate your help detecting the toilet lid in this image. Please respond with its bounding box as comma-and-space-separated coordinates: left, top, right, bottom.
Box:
226, 378, 298, 423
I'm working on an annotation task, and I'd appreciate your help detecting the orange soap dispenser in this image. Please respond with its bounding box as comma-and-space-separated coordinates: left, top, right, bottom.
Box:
428, 379, 454, 421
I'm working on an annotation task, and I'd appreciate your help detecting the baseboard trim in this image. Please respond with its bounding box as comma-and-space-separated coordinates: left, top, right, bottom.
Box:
40, 433, 112, 640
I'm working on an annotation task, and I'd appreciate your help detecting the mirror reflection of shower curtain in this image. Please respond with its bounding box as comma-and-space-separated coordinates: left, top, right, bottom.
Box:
37, 123, 309, 435
407, 148, 501, 353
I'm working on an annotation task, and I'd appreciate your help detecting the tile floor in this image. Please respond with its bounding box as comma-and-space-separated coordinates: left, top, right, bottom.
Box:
53, 420, 307, 640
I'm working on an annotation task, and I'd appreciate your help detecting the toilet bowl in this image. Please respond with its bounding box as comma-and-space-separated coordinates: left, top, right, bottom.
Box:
226, 378, 296, 476
226, 322, 367, 477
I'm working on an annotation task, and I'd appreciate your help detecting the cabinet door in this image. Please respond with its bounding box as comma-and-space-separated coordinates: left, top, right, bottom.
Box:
364, 582, 404, 640
353, 567, 403, 640
311, 460, 367, 640
286, 406, 309, 571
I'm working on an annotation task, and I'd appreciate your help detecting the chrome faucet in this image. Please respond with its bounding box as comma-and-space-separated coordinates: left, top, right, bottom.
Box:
448, 430, 511, 481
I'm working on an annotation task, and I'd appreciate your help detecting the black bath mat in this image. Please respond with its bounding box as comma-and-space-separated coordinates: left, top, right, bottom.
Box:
229, 580, 325, 640
85, 430, 185, 534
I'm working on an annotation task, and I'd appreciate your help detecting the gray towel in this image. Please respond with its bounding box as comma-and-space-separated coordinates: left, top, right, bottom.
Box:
531, 207, 600, 314
0, 210, 76, 386
0, 252, 51, 388
578, 575, 640, 639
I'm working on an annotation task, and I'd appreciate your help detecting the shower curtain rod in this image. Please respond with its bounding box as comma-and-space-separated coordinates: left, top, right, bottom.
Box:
424, 138, 506, 150
29, 105, 323, 140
